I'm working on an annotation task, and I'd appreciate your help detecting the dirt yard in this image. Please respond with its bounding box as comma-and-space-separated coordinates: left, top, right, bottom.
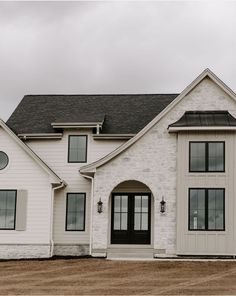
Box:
1, 258, 236, 295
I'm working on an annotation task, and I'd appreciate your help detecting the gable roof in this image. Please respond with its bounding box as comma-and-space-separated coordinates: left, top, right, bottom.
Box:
6, 94, 178, 135
80, 68, 236, 174
0, 119, 65, 185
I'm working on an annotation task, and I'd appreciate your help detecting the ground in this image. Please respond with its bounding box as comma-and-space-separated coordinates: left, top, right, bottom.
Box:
1, 258, 236, 295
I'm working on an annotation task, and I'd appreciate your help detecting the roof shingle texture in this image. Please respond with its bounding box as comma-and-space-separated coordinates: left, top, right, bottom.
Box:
6, 94, 179, 134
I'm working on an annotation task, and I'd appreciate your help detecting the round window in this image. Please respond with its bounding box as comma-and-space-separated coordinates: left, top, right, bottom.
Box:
0, 151, 9, 170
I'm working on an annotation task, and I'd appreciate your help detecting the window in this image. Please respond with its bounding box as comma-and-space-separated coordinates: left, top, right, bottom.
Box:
0, 151, 9, 170
66, 193, 86, 231
0, 190, 16, 230
68, 135, 87, 163
189, 142, 225, 172
189, 188, 225, 231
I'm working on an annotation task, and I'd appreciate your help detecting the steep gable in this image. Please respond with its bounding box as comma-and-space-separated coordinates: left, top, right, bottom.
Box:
80, 69, 236, 174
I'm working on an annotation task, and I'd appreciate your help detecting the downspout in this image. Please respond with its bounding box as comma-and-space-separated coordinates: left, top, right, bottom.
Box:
81, 173, 94, 256
50, 181, 66, 257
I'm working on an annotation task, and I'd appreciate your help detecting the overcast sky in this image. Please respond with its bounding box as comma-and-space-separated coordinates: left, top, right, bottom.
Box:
0, 1, 236, 121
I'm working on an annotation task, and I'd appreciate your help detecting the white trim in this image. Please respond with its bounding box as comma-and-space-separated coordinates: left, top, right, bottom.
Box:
80, 173, 94, 256
51, 121, 104, 129
168, 126, 236, 133
80, 68, 236, 174
93, 134, 135, 140
18, 133, 63, 139
0, 120, 65, 185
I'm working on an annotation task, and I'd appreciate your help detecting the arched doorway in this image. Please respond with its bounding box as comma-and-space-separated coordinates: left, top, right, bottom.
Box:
110, 180, 152, 245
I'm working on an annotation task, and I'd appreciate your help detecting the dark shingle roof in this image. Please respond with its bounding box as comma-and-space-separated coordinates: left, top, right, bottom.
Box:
6, 94, 179, 134
169, 111, 236, 127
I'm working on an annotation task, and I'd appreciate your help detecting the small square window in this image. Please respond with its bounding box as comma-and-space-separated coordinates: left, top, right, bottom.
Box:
189, 142, 225, 172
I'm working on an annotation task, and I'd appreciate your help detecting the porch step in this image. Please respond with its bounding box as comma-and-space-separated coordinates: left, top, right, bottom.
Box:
107, 247, 154, 259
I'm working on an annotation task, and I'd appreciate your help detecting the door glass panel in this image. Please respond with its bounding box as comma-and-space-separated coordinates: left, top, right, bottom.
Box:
134, 213, 141, 230
142, 196, 148, 213
114, 213, 120, 230
121, 196, 128, 211
113, 195, 128, 230
121, 213, 127, 230
114, 196, 120, 212
141, 213, 148, 230
134, 196, 141, 212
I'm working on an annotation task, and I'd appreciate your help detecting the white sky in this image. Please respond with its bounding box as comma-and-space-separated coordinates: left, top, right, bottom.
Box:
0, 1, 236, 120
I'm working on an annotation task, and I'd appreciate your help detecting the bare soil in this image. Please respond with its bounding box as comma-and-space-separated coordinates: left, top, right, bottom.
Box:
0, 258, 236, 295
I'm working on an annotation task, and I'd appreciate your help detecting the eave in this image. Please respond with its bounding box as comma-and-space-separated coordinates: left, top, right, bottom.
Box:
18, 133, 63, 140
93, 134, 135, 140
168, 126, 236, 133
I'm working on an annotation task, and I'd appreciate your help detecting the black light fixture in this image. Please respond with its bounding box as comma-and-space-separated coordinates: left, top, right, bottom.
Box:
97, 198, 103, 213
160, 196, 166, 213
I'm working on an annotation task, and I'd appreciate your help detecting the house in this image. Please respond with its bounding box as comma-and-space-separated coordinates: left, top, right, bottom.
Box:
1, 68, 236, 259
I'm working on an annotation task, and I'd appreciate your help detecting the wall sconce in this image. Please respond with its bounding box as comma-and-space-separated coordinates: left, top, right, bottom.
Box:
160, 196, 166, 213
97, 198, 103, 213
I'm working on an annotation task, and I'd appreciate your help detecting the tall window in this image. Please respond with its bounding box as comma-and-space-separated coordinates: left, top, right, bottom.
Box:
66, 193, 86, 231
0, 190, 16, 230
189, 142, 225, 172
189, 188, 225, 231
68, 135, 87, 163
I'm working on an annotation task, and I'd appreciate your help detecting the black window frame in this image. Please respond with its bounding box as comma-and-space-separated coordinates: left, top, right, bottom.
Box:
68, 135, 88, 163
0, 189, 17, 230
188, 188, 225, 231
65, 192, 86, 231
189, 141, 225, 173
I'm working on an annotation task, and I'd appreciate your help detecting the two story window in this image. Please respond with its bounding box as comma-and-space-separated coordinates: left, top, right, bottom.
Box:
189, 142, 225, 231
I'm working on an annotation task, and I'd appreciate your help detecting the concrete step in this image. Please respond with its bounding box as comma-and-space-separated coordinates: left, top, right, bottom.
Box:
107, 247, 154, 259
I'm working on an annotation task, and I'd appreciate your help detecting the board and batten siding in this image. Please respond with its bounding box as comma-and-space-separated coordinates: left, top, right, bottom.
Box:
27, 130, 125, 245
177, 131, 236, 255
0, 127, 52, 247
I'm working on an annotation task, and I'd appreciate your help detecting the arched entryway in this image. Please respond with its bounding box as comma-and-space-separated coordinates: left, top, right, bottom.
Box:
110, 180, 153, 245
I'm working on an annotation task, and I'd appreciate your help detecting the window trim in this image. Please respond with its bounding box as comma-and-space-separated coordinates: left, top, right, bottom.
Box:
68, 135, 88, 163
188, 188, 225, 231
0, 189, 17, 230
65, 192, 86, 231
189, 141, 225, 173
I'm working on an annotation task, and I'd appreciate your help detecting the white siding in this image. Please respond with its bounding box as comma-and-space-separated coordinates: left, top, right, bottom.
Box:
27, 130, 125, 244
0, 127, 52, 244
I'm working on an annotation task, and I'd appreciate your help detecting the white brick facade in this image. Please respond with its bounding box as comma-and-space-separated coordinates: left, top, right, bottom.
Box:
91, 77, 236, 256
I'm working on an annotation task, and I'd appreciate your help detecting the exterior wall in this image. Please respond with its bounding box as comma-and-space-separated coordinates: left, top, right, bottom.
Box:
0, 127, 52, 258
177, 131, 236, 255
0, 245, 50, 259
54, 244, 89, 256
27, 130, 125, 251
91, 77, 236, 257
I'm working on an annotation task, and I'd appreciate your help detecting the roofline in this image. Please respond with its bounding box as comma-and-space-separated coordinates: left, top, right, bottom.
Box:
80, 68, 236, 174
18, 133, 63, 139
51, 121, 104, 129
1, 120, 65, 185
168, 126, 236, 133
93, 134, 135, 140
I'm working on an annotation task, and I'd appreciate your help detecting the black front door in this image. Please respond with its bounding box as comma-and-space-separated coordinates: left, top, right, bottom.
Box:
111, 193, 151, 244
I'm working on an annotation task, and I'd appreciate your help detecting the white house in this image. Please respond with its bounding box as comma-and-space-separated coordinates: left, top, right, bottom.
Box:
1, 69, 236, 259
